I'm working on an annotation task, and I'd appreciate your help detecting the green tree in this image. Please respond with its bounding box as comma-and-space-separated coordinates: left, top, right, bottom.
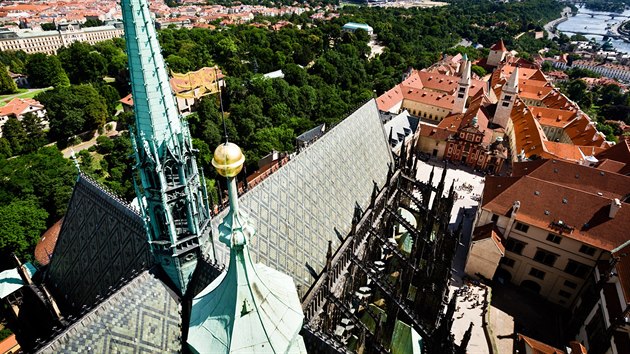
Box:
0, 199, 48, 267
0, 146, 75, 222
0, 137, 12, 159
565, 79, 591, 108
41, 22, 56, 31
2, 116, 26, 154
96, 84, 121, 115
166, 54, 193, 73
83, 18, 104, 27
93, 40, 128, 77
20, 112, 47, 153
58, 41, 107, 83
26, 53, 69, 87
0, 66, 17, 94
100, 133, 134, 199
36, 84, 109, 141
96, 135, 114, 154
471, 65, 487, 77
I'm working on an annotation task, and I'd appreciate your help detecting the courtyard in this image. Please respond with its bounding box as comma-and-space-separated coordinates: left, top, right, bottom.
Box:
415, 159, 567, 353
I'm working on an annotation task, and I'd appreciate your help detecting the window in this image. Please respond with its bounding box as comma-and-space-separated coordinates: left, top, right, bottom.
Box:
491, 214, 499, 223
514, 222, 529, 233
529, 267, 546, 280
458, 93, 465, 98
533, 249, 558, 267
504, 95, 512, 101
546, 233, 562, 244
564, 280, 577, 289
579, 245, 596, 256
502, 101, 510, 107
501, 257, 515, 267
558, 290, 572, 298
506, 238, 526, 255
565, 260, 590, 279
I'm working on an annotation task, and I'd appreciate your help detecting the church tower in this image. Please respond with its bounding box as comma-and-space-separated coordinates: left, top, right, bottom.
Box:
122, 0, 211, 294
453, 60, 471, 114
486, 39, 508, 67
492, 67, 519, 129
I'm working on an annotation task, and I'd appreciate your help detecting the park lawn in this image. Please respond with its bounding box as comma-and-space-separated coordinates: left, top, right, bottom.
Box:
0, 87, 53, 105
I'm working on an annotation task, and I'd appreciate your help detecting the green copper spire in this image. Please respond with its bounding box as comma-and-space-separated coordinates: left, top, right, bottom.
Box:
122, 0, 180, 147
122, 0, 212, 294
188, 143, 306, 354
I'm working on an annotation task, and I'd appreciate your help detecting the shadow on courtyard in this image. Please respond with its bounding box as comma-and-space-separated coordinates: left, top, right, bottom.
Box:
489, 280, 568, 349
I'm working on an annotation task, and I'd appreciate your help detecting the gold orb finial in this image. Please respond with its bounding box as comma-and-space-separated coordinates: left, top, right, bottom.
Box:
212, 142, 245, 177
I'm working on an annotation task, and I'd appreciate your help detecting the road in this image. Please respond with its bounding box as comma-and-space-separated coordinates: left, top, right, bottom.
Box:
544, 7, 572, 39
60, 122, 121, 158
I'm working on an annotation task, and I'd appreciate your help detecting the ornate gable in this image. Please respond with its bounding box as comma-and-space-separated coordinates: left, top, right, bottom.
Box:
45, 174, 152, 313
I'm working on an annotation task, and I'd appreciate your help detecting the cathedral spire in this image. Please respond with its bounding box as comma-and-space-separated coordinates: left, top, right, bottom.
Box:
122, 0, 211, 294
188, 143, 306, 354
121, 0, 180, 148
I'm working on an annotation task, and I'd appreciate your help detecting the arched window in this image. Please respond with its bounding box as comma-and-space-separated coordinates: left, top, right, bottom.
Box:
521, 280, 541, 294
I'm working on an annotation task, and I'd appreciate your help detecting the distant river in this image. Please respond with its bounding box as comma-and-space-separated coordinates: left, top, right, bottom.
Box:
557, 6, 630, 54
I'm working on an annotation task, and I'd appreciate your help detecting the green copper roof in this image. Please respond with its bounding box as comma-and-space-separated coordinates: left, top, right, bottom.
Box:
188, 176, 305, 353
0, 268, 24, 299
121, 0, 181, 149
391, 320, 423, 354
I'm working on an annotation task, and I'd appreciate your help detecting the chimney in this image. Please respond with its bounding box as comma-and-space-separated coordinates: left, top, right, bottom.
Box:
609, 198, 622, 218
512, 200, 521, 215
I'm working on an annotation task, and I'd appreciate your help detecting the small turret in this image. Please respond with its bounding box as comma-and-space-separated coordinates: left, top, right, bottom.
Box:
188, 142, 306, 354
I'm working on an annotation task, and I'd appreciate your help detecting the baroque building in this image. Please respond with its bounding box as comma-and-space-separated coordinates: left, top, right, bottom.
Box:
383, 40, 614, 175
0, 23, 124, 55
466, 158, 630, 353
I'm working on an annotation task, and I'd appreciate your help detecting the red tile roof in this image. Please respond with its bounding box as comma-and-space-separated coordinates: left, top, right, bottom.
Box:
563, 116, 609, 148
0, 334, 19, 354
0, 98, 44, 118
119, 93, 133, 107
419, 123, 452, 140
596, 159, 627, 174
490, 39, 507, 52
482, 161, 630, 252
523, 159, 630, 200
35, 218, 63, 266
596, 138, 630, 175
543, 141, 584, 162
377, 69, 486, 112
377, 85, 404, 111
402, 87, 455, 110
541, 90, 576, 110
510, 99, 549, 158
530, 106, 577, 128
517, 334, 565, 354
472, 223, 505, 254
518, 84, 553, 101
438, 93, 494, 145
